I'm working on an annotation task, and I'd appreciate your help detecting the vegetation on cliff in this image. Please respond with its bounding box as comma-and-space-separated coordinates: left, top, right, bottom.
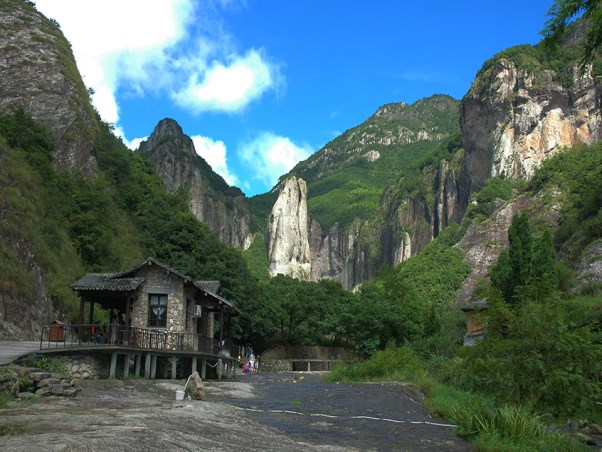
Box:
249, 95, 460, 230
0, 108, 259, 323
328, 142, 602, 450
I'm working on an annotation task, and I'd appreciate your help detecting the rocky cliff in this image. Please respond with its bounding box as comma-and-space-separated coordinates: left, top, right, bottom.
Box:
265, 38, 601, 290
461, 56, 601, 194
264, 97, 469, 289
0, 1, 102, 339
138, 119, 252, 249
0, 0, 99, 174
266, 177, 312, 278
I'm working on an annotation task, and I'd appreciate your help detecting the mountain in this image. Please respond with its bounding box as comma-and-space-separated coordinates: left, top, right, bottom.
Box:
0, 0, 99, 174
138, 119, 253, 249
261, 96, 463, 287
0, 1, 257, 340
0, 1, 600, 341
261, 23, 601, 289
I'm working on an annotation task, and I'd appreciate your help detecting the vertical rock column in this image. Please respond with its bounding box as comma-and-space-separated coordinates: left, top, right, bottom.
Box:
266, 177, 312, 279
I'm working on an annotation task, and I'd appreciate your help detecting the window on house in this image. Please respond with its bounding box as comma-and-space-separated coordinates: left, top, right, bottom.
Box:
148, 294, 167, 327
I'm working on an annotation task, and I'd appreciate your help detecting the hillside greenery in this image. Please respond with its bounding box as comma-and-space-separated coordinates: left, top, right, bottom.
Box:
0, 108, 259, 323
327, 141, 602, 450
249, 95, 460, 230
476, 20, 602, 90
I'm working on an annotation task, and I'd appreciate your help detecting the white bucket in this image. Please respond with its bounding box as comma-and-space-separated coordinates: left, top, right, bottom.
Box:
175, 390, 185, 401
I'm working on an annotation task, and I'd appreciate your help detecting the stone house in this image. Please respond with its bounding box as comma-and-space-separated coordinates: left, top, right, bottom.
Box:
71, 257, 238, 343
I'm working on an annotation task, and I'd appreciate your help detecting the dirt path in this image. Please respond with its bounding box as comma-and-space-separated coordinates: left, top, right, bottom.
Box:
0, 372, 470, 451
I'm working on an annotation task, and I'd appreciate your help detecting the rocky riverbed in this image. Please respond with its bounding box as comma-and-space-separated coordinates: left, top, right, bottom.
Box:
0, 372, 470, 451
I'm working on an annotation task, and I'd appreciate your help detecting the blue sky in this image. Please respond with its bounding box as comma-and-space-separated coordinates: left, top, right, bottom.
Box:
35, 0, 555, 196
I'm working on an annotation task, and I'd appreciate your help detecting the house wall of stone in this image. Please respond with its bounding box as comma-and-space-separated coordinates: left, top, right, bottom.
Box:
130, 264, 185, 333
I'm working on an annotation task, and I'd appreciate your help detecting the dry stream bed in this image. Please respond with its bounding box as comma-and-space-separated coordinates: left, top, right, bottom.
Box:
0, 372, 470, 451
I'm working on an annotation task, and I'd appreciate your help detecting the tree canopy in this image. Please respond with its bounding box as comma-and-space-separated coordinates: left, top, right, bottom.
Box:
542, 0, 602, 69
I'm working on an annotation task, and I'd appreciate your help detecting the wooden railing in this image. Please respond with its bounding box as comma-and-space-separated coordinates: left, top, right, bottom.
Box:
40, 323, 238, 357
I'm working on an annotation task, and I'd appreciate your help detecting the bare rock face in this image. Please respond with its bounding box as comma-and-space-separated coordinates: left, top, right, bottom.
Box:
573, 241, 602, 294
138, 119, 251, 249
0, 1, 99, 174
461, 57, 601, 193
455, 197, 533, 304
308, 220, 359, 288
263, 159, 469, 289
0, 236, 56, 340
266, 177, 312, 279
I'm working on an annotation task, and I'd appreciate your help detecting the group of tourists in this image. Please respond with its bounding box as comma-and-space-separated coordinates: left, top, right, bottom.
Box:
241, 345, 259, 374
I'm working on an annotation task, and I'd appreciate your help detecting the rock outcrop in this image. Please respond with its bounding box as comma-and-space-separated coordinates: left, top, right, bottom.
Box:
461, 57, 601, 194
267, 177, 312, 278
0, 0, 99, 174
265, 158, 469, 289
0, 364, 79, 398
138, 119, 252, 249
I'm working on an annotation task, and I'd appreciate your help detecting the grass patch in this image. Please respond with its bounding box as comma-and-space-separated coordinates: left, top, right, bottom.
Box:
18, 356, 68, 377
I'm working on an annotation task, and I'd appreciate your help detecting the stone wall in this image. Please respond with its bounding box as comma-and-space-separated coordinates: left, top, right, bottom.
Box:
260, 359, 292, 372
131, 264, 185, 334
261, 345, 355, 361
64, 354, 111, 380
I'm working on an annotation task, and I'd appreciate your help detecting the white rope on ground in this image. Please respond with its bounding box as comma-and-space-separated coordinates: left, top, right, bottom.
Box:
206, 361, 221, 368
232, 406, 457, 428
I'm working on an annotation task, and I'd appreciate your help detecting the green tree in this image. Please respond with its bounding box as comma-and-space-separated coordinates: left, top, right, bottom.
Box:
491, 213, 535, 304
531, 229, 559, 302
542, 0, 602, 70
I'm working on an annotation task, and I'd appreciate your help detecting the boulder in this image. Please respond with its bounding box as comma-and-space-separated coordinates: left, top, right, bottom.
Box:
184, 371, 206, 401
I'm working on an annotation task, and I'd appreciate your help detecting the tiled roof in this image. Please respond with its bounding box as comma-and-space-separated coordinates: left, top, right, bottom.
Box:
112, 257, 190, 281
197, 281, 220, 294
71, 258, 239, 313
71, 273, 145, 291
460, 300, 489, 311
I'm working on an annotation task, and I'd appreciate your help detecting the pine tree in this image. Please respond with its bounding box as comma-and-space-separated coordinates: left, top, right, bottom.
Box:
531, 229, 558, 302
492, 213, 533, 303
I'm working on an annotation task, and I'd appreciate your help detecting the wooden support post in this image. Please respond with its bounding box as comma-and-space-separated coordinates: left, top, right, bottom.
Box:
135, 355, 141, 377
124, 354, 130, 378
171, 355, 177, 379
219, 304, 224, 346
88, 301, 95, 325
78, 298, 85, 344
308, 361, 311, 372
201, 358, 206, 379
145, 352, 151, 378
151, 355, 157, 379
192, 356, 197, 374
125, 298, 131, 328
217, 358, 223, 380
110, 352, 118, 378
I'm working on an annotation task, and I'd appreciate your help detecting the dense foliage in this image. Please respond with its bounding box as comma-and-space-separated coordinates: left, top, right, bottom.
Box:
529, 142, 602, 259
0, 109, 258, 322
542, 0, 602, 69
477, 18, 602, 90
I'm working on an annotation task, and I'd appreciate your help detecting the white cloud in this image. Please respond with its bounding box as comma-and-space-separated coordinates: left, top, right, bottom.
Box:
35, 0, 191, 125
173, 50, 275, 113
238, 132, 313, 189
34, 0, 278, 130
191, 135, 238, 186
